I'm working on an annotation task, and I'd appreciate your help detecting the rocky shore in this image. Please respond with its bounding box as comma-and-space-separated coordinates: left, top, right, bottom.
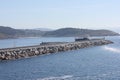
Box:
0, 39, 113, 60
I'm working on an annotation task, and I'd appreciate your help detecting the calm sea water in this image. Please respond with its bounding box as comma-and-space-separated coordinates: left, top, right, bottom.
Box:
0, 36, 120, 80
0, 37, 74, 49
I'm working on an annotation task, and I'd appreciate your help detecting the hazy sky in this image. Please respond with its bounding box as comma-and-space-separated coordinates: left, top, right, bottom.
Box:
0, 0, 120, 31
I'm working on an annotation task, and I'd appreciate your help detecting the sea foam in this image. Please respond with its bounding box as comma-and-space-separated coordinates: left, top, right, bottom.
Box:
104, 46, 120, 53
36, 75, 73, 80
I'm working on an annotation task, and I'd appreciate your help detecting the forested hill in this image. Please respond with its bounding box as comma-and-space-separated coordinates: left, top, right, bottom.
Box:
43, 28, 119, 37
0, 26, 45, 39
0, 26, 119, 39
0, 26, 25, 39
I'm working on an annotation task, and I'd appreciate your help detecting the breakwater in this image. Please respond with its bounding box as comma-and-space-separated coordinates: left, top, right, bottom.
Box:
0, 39, 113, 60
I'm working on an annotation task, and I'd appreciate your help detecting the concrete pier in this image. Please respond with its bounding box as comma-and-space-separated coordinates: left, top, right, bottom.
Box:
0, 39, 113, 60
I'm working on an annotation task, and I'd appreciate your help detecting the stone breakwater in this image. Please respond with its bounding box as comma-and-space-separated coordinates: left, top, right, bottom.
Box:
0, 39, 113, 60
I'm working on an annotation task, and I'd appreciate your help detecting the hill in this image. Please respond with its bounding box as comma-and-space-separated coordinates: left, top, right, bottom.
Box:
21, 29, 46, 37
33, 28, 53, 31
0, 26, 119, 39
0, 26, 25, 39
44, 28, 119, 37
0, 26, 47, 39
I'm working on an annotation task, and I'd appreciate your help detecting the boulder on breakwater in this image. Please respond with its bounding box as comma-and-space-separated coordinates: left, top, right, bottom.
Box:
0, 39, 113, 60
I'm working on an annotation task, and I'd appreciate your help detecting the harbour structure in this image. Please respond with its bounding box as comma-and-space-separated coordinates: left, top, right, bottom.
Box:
0, 39, 113, 60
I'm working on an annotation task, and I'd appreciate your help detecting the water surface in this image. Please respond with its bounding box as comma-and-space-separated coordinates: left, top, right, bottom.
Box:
0, 36, 120, 80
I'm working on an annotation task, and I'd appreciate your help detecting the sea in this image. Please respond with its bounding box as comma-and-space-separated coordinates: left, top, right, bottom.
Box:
0, 36, 120, 80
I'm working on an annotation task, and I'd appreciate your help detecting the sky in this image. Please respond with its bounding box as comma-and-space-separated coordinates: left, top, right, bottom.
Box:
0, 0, 120, 32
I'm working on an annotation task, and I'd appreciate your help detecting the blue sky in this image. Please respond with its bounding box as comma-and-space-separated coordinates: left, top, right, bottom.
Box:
0, 0, 120, 32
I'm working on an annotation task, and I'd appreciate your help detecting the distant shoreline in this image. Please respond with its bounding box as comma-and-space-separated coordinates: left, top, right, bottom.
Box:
0, 35, 120, 40
0, 26, 119, 39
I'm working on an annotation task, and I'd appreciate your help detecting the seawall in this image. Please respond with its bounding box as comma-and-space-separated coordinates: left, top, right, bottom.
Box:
0, 39, 113, 60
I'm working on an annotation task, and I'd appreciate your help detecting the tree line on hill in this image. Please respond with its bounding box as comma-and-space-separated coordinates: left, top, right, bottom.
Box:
0, 26, 119, 39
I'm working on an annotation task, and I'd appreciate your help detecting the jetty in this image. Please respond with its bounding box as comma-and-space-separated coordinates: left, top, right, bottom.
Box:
0, 39, 113, 60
